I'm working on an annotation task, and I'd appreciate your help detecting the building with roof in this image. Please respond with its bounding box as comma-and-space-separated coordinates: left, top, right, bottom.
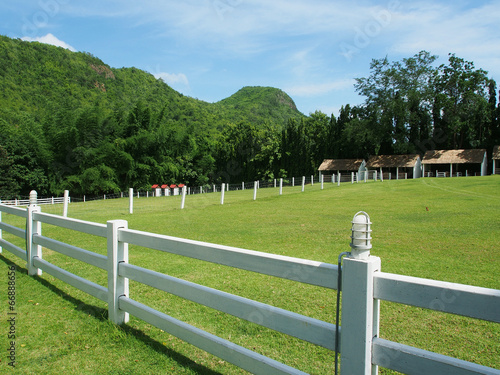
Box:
493, 146, 500, 175
422, 149, 487, 177
152, 184, 162, 197
366, 154, 422, 179
318, 159, 366, 181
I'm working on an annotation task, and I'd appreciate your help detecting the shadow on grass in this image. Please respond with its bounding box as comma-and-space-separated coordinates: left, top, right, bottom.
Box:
0, 254, 223, 375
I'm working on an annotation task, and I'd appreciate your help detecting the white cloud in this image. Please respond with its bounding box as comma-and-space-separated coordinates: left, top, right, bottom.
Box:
285, 79, 355, 97
387, 1, 500, 77
62, 1, 374, 56
21, 33, 76, 52
154, 72, 190, 92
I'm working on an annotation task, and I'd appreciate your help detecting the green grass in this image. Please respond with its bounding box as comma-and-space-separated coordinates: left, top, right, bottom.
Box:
1, 176, 499, 374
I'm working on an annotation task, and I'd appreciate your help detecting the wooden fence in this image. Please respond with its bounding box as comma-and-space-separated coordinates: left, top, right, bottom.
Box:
0, 195, 499, 374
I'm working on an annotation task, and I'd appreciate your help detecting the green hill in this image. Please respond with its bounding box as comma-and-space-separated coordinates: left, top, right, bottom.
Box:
217, 86, 301, 126
0, 35, 304, 197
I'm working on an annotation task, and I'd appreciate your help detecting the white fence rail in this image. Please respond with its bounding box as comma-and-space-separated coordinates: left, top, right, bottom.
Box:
0, 195, 498, 375
0, 196, 67, 206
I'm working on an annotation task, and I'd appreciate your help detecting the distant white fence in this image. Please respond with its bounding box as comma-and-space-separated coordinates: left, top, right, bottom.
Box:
0, 194, 499, 374
0, 173, 386, 212
0, 196, 67, 206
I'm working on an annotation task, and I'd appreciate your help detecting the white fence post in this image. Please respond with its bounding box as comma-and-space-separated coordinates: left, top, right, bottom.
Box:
301, 176, 305, 192
321, 174, 324, 190
27, 191, 42, 276
0, 198, 2, 253
242, 181, 245, 191
311, 175, 314, 186
292, 177, 295, 187
340, 254, 381, 374
63, 190, 69, 217
253, 181, 258, 201
340, 212, 381, 375
181, 186, 187, 209
279, 178, 283, 195
221, 183, 225, 205
338, 173, 341, 186
107, 219, 129, 325
129, 188, 133, 214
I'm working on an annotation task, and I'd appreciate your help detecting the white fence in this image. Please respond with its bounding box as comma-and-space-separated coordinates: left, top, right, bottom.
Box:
0, 196, 499, 374
0, 173, 374, 207
0, 196, 67, 206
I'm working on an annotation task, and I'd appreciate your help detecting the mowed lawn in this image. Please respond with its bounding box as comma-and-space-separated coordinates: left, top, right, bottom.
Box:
1, 176, 499, 374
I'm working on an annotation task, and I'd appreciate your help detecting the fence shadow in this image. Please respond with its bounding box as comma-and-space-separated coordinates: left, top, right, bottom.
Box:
0, 254, 223, 375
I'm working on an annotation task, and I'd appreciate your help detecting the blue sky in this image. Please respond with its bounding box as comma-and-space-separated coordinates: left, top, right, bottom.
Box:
1, 0, 499, 116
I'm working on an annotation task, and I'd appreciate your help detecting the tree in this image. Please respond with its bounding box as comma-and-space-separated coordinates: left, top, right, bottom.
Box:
0, 146, 19, 198
354, 51, 438, 154
354, 51, 496, 153
434, 54, 491, 149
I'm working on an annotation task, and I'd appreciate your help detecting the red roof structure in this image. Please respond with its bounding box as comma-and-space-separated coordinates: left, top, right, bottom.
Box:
178, 184, 185, 188
151, 184, 159, 189
169, 184, 177, 188
161, 184, 168, 189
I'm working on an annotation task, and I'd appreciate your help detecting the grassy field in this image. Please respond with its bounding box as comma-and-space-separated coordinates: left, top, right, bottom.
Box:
1, 176, 499, 374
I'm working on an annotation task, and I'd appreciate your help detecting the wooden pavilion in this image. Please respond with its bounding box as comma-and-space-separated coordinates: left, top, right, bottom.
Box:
421, 149, 487, 177
318, 159, 366, 181
366, 154, 422, 179
493, 146, 500, 175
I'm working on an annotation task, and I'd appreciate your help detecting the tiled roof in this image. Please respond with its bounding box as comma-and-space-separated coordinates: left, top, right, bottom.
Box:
367, 154, 420, 168
318, 159, 365, 171
422, 149, 486, 164
492, 146, 500, 160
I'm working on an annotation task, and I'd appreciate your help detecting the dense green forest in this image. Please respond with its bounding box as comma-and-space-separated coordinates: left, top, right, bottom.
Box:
0, 36, 499, 198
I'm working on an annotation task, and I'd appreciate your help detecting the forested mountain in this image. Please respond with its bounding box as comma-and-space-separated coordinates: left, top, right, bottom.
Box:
0, 35, 304, 197
1, 35, 499, 199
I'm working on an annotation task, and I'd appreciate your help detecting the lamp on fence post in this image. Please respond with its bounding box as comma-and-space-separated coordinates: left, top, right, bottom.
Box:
350, 211, 372, 260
